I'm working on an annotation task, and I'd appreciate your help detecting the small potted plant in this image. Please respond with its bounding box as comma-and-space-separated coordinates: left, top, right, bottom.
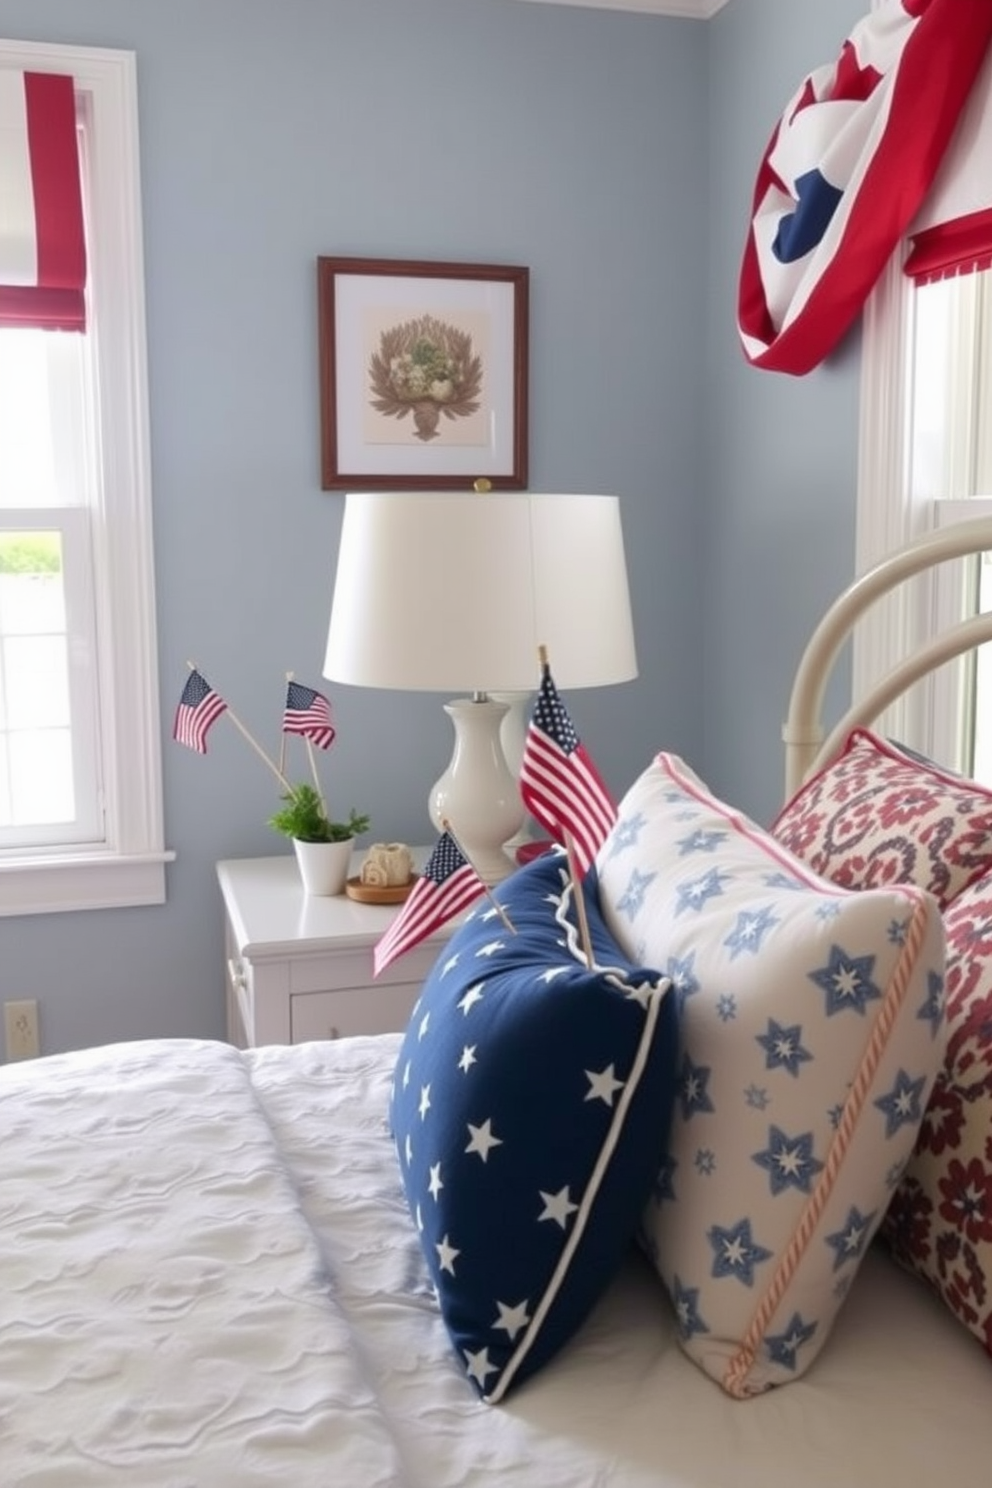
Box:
268, 783, 371, 895
172, 668, 368, 894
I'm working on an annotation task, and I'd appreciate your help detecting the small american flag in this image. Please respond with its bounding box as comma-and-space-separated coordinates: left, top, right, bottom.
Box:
283, 681, 336, 750
519, 660, 615, 877
173, 668, 227, 753
373, 830, 486, 978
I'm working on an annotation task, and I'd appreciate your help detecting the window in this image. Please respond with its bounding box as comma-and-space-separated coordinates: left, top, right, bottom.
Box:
909, 274, 992, 779
0, 40, 169, 915
854, 0, 992, 778
856, 257, 992, 779
0, 512, 101, 847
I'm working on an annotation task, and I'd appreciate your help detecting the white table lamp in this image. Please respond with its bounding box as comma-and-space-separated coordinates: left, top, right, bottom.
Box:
323, 490, 637, 882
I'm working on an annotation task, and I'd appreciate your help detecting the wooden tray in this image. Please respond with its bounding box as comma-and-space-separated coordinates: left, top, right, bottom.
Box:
345, 874, 417, 905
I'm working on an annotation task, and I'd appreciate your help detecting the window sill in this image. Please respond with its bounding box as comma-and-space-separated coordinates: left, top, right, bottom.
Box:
0, 850, 175, 916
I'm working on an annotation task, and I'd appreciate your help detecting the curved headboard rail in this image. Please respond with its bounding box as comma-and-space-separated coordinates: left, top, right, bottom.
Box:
782, 515, 992, 799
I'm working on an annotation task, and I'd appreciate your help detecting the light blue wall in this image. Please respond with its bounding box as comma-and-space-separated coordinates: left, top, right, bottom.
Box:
0, 0, 712, 1054
0, 0, 882, 1057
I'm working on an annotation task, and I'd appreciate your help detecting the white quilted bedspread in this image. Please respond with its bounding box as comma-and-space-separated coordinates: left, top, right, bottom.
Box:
2, 1034, 992, 1487
0, 1039, 403, 1486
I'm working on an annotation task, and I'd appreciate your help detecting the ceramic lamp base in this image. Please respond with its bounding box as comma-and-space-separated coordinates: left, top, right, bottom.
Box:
429, 696, 525, 884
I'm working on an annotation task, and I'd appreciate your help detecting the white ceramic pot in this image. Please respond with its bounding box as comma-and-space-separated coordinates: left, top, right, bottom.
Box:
293, 837, 352, 896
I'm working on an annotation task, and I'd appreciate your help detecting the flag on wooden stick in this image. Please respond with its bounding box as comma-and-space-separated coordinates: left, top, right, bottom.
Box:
173, 668, 227, 753
283, 680, 336, 750
519, 656, 616, 877
373, 829, 487, 978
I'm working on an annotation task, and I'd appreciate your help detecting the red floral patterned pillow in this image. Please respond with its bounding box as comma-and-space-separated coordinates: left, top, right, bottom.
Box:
772, 728, 992, 909
881, 874, 992, 1356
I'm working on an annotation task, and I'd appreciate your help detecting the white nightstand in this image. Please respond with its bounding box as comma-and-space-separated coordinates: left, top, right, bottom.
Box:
217, 853, 451, 1047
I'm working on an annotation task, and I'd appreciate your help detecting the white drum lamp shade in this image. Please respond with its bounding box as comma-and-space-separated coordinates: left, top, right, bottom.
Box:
324, 491, 637, 881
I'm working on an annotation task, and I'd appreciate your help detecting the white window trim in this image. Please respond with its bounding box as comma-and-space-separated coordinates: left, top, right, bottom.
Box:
0, 38, 172, 915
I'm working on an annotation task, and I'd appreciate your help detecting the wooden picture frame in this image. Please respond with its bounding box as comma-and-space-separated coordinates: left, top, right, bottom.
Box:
317, 256, 529, 490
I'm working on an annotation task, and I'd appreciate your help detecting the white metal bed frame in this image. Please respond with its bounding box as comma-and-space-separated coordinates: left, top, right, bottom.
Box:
783, 516, 992, 796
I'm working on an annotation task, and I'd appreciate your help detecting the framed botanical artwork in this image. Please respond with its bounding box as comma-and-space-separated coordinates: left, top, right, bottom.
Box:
317, 256, 529, 490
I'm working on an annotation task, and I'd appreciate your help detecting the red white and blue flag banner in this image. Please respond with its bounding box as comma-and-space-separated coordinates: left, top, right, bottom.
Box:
373, 830, 486, 977
173, 669, 227, 754
0, 70, 87, 331
282, 680, 336, 750
519, 660, 616, 878
738, 0, 992, 376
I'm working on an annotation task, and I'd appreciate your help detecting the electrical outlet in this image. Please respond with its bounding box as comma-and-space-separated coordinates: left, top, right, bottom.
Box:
4, 1000, 39, 1061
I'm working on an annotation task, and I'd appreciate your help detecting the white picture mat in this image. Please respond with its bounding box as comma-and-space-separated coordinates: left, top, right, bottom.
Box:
332, 272, 517, 477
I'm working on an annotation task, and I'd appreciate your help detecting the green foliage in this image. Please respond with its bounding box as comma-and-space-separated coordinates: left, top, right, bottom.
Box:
0, 532, 62, 575
267, 782, 370, 843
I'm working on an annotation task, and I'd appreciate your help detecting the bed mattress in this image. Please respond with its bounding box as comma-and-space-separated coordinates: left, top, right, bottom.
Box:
1, 1033, 989, 1486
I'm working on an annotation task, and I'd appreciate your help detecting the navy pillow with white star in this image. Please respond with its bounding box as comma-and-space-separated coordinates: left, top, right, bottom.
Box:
389, 851, 678, 1404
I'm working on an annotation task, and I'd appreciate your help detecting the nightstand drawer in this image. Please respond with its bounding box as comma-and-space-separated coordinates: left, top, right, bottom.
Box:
287, 938, 443, 996
217, 854, 454, 1048
291, 982, 420, 1042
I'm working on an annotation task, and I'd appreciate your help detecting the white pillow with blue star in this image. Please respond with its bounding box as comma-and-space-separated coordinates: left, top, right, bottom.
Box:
595, 752, 947, 1397
389, 851, 679, 1403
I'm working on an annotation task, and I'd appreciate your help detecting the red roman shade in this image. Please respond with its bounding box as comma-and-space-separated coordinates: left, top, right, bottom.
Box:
0, 69, 87, 331
905, 40, 992, 285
